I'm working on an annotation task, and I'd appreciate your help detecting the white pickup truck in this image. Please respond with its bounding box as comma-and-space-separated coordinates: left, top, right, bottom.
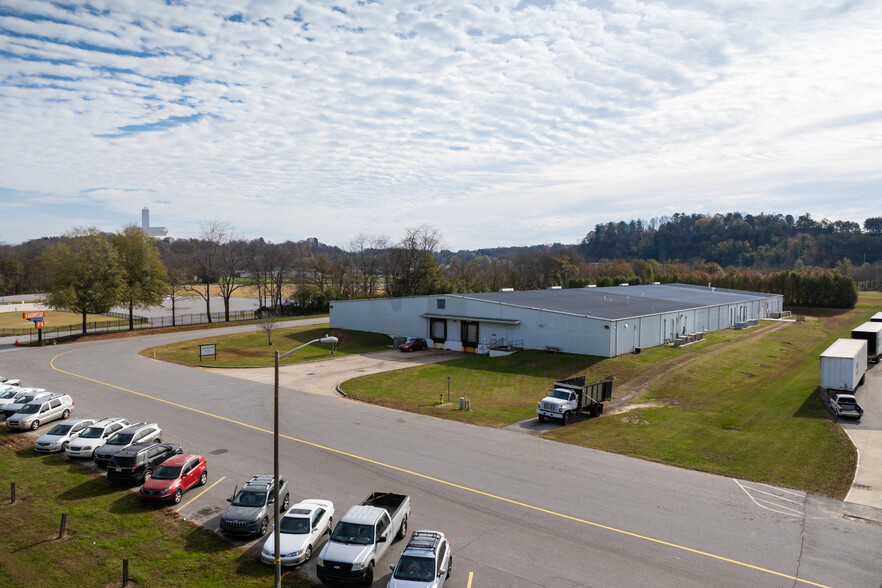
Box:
317, 491, 411, 586
829, 393, 863, 420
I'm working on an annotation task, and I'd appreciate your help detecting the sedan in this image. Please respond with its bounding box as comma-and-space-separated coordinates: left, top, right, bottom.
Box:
399, 337, 428, 352
139, 453, 207, 504
261, 499, 334, 566
34, 418, 96, 453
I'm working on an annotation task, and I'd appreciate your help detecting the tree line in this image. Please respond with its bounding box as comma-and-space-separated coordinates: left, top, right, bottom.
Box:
1, 212, 871, 330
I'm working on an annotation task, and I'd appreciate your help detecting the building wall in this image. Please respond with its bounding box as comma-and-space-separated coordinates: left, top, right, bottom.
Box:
330, 290, 782, 358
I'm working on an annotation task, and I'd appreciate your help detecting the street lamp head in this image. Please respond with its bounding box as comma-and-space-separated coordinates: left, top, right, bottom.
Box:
320, 335, 339, 344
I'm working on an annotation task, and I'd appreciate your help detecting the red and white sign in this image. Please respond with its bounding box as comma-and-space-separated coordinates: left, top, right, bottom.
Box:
35, 321, 45, 330
23, 311, 45, 320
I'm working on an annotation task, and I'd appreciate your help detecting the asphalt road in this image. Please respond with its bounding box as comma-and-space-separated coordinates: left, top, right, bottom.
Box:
2, 323, 882, 587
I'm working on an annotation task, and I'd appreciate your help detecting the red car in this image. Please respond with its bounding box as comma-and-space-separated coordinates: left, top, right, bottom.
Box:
139, 453, 207, 504
399, 337, 428, 352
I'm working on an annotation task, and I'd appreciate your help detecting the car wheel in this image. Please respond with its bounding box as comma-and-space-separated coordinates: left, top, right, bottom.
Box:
172, 489, 183, 504
397, 515, 407, 540
143, 468, 154, 481
60, 442, 69, 452
362, 563, 374, 586
61, 409, 71, 419
537, 414, 545, 423
305, 544, 312, 562
562, 412, 571, 426
198, 471, 207, 486
259, 517, 269, 536
282, 494, 289, 510
30, 420, 40, 430
154, 438, 161, 443
327, 517, 332, 534
447, 555, 452, 578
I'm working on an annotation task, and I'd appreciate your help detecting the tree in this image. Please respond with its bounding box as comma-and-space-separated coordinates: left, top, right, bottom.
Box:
186, 221, 229, 323
42, 227, 123, 335
112, 224, 169, 330
864, 217, 882, 235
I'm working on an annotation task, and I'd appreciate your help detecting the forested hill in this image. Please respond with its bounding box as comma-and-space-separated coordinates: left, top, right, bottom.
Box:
580, 213, 882, 268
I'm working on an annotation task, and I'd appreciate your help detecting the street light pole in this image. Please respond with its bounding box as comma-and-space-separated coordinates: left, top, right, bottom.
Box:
273, 335, 338, 588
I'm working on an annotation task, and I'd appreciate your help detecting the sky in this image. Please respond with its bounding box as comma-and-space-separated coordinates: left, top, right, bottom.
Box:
0, 0, 880, 251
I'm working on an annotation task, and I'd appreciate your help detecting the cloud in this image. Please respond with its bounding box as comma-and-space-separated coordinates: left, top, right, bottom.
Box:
0, 0, 881, 249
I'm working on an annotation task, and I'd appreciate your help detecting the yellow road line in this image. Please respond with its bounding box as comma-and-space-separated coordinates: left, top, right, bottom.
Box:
467, 571, 474, 588
50, 349, 830, 588
177, 476, 226, 512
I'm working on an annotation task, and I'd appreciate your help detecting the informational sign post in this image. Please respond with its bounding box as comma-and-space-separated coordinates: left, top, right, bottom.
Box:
199, 343, 217, 361
23, 311, 46, 344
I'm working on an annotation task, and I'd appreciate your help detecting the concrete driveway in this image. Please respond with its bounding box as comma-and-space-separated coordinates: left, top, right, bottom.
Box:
205, 348, 462, 397
842, 360, 882, 509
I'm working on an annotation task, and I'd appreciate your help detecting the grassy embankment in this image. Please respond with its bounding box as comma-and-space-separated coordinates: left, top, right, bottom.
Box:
340, 292, 881, 498
0, 310, 111, 331
142, 324, 391, 367
0, 431, 318, 588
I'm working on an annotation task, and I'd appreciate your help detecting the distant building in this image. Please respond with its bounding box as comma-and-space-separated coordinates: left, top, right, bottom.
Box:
141, 207, 168, 237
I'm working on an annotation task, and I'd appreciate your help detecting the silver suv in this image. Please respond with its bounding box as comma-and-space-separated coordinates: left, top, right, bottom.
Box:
6, 393, 74, 431
220, 474, 290, 537
388, 530, 452, 587
94, 422, 162, 467
1, 388, 48, 416
66, 418, 130, 459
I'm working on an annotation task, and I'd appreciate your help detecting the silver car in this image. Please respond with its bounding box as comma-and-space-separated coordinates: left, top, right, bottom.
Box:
0, 375, 20, 387
66, 418, 130, 458
93, 422, 162, 467
6, 393, 74, 431
0, 387, 46, 414
35, 418, 97, 453
387, 531, 452, 588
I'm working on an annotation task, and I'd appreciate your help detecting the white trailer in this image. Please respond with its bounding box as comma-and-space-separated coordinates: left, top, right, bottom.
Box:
852, 322, 882, 363
871, 312, 882, 323
819, 339, 867, 392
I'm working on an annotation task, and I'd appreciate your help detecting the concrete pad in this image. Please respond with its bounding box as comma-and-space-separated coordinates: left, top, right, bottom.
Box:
204, 348, 462, 397
844, 429, 882, 509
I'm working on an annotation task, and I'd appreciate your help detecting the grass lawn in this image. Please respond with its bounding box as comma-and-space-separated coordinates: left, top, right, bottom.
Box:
0, 430, 317, 588
142, 324, 391, 367
0, 310, 114, 332
340, 292, 882, 498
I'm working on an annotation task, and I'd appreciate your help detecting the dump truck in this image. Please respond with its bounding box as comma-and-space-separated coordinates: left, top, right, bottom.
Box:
536, 376, 613, 425
819, 338, 867, 393
851, 321, 882, 363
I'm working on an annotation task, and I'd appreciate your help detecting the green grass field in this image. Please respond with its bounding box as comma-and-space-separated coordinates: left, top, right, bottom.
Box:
0, 431, 318, 588
142, 324, 391, 367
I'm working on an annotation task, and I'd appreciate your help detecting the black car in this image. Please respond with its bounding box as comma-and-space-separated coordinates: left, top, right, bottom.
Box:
107, 442, 182, 485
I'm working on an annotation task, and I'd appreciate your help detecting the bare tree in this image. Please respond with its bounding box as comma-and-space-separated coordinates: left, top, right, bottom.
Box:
185, 220, 231, 323
256, 313, 279, 345
348, 233, 388, 298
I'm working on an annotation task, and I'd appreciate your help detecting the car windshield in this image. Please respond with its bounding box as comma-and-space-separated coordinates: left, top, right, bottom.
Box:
152, 465, 182, 480
47, 424, 73, 435
107, 433, 134, 445
551, 390, 571, 400
394, 556, 435, 581
0, 390, 17, 399
231, 490, 266, 507
16, 404, 40, 414
330, 522, 374, 544
280, 517, 310, 534
79, 426, 104, 439
14, 395, 35, 404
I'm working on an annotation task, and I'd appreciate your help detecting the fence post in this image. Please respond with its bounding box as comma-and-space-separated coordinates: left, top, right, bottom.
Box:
10, 482, 14, 503
59, 513, 67, 538
123, 558, 129, 586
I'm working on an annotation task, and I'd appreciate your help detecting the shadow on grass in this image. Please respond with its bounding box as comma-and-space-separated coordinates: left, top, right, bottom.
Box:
57, 476, 123, 501
793, 387, 834, 419
11, 536, 57, 553
13, 446, 47, 460
181, 523, 252, 557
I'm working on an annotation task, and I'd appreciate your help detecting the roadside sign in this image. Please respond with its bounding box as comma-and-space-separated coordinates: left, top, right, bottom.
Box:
199, 343, 217, 361
23, 311, 45, 320
35, 321, 44, 330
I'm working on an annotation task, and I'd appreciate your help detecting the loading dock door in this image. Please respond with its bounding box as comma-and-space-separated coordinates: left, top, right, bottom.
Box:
462, 321, 479, 348
430, 318, 447, 343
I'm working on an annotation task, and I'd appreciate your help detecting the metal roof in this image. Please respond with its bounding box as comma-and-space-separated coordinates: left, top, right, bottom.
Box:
820, 338, 867, 358
448, 283, 776, 321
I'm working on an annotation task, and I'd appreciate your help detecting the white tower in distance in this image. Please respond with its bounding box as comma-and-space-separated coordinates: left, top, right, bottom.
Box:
141, 207, 168, 237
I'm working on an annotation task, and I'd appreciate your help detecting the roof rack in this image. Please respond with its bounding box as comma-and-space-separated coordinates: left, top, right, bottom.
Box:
406, 530, 442, 551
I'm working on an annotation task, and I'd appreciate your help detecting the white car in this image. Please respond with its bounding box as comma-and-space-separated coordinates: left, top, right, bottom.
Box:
65, 418, 130, 459
1, 388, 50, 418
35, 418, 96, 453
0, 376, 20, 387
261, 499, 334, 566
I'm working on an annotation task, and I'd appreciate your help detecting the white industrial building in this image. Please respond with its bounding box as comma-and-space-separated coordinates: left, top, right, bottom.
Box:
329, 283, 784, 357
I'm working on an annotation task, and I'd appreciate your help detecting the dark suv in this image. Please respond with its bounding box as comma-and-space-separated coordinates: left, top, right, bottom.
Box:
106, 442, 182, 485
